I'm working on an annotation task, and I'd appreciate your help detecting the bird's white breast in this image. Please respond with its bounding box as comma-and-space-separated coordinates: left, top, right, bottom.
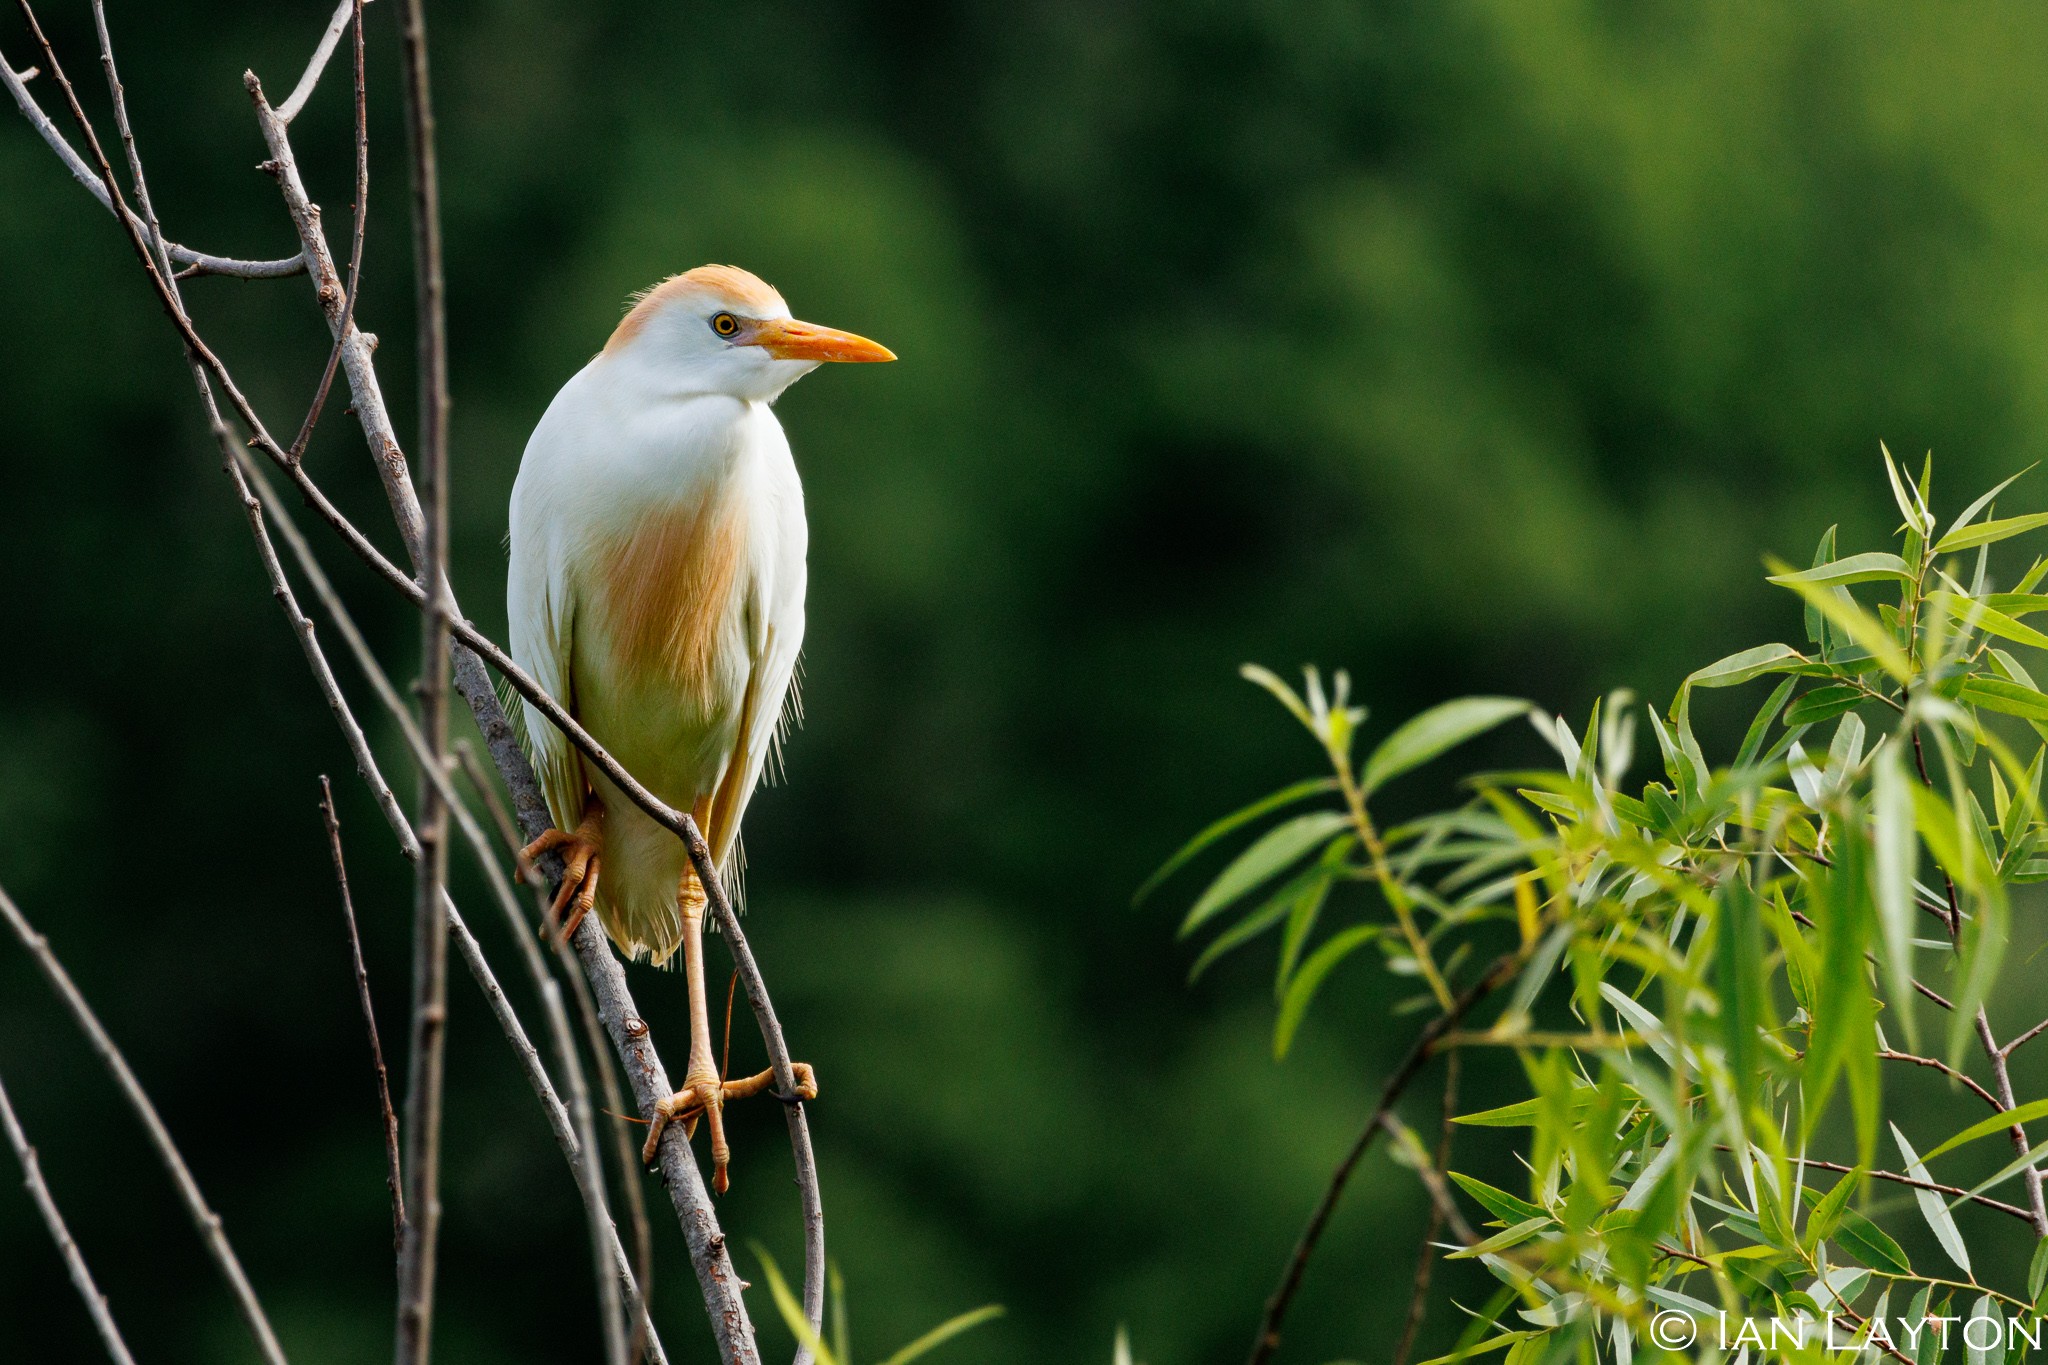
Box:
509, 355, 801, 811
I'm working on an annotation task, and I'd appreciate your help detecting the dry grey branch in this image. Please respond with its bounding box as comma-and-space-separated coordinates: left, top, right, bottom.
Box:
392, 0, 454, 1351
0, 882, 289, 1365
0, 1068, 139, 1365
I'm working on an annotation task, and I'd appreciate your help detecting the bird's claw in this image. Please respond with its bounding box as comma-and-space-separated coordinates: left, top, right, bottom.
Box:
641, 1062, 819, 1194
520, 822, 602, 944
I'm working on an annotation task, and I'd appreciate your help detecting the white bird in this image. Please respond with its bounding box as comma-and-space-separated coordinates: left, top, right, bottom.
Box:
508, 264, 893, 1190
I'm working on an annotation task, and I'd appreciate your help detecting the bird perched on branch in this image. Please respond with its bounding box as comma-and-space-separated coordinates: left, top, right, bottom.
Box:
508, 264, 893, 1191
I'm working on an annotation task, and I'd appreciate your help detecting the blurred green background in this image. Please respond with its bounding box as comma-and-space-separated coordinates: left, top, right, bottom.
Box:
7, 1, 2048, 1361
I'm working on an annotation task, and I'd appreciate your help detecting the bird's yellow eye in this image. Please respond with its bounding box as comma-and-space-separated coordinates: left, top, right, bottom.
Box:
711, 312, 740, 338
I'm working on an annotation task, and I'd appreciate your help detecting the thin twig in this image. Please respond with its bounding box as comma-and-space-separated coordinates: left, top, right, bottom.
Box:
320, 777, 406, 1250
2005, 1016, 2048, 1059
1391, 1052, 1459, 1365
1876, 1048, 2002, 1111
276, 0, 360, 122
1248, 945, 1527, 1365
284, 0, 366, 463
0, 882, 289, 1365
0, 48, 301, 277
0, 1068, 140, 1365
1789, 1155, 2035, 1224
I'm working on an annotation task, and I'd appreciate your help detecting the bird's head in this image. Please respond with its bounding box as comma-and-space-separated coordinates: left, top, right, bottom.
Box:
603, 264, 895, 402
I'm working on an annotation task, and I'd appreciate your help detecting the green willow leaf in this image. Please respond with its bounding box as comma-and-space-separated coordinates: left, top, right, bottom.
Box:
877, 1306, 1006, 1365
1449, 1171, 1545, 1225
1360, 697, 1532, 797
1685, 642, 1807, 690
1178, 811, 1349, 937
1272, 923, 1379, 1059
1922, 1097, 2048, 1164
1455, 1088, 1599, 1128
1958, 676, 2048, 721
1135, 777, 1339, 904
1945, 465, 2036, 542
2030, 1237, 2048, 1304
1767, 552, 1916, 587
1737, 676, 1800, 769
1940, 595, 2048, 652
1783, 684, 1864, 728
1936, 511, 2048, 554
1833, 1205, 1912, 1276
1871, 743, 1920, 1051
1892, 1124, 1971, 1275
1765, 558, 1915, 682
1803, 1169, 1860, 1249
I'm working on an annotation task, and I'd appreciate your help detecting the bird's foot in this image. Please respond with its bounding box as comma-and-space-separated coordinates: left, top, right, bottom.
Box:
520, 816, 603, 944
641, 1062, 819, 1194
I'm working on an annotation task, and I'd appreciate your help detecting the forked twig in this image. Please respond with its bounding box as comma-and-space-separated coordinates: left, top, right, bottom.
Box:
319, 777, 406, 1250
0, 1068, 140, 1365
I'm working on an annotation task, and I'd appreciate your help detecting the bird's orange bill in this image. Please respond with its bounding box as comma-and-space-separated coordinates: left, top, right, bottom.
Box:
745, 317, 896, 363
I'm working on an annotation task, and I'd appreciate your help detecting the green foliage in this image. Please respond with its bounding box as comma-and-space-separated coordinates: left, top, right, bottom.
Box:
1156, 459, 2048, 1361
754, 1249, 1003, 1365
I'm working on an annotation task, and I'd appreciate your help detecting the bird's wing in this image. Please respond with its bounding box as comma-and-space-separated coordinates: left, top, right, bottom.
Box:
703, 483, 806, 873
507, 502, 585, 832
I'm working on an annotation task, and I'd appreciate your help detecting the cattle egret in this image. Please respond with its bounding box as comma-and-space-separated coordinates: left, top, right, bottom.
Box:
508, 264, 893, 1191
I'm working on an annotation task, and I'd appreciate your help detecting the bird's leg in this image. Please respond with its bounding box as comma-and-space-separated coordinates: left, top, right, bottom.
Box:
638, 867, 820, 1192
519, 799, 604, 943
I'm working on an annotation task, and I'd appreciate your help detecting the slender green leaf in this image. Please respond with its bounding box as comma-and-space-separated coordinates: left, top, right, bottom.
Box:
1937, 511, 2048, 554
1455, 1088, 1601, 1128
2030, 1237, 2048, 1304
1941, 594, 2048, 652
1765, 558, 1915, 682
1783, 684, 1865, 728
877, 1305, 1006, 1365
1922, 1097, 2048, 1163
1871, 743, 1920, 1050
1685, 643, 1808, 690
1803, 1169, 1859, 1249
1136, 777, 1338, 904
1737, 676, 1800, 768
1834, 1205, 1912, 1275
1361, 697, 1532, 797
1273, 923, 1378, 1059
1959, 677, 2048, 721
1767, 552, 1916, 587
1718, 877, 1769, 1118
1946, 465, 2036, 541
1449, 1171, 1545, 1225
1892, 1123, 1971, 1274
1179, 811, 1349, 936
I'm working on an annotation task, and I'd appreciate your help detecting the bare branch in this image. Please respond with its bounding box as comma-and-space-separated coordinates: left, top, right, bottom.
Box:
0, 882, 289, 1365
276, 0, 360, 123
320, 778, 407, 1251
2007, 1015, 2048, 1059
1249, 946, 1528, 1365
0, 1068, 140, 1365
1877, 1048, 2002, 1111
0, 45, 301, 277
392, 0, 454, 1351
1788, 1154, 2035, 1224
